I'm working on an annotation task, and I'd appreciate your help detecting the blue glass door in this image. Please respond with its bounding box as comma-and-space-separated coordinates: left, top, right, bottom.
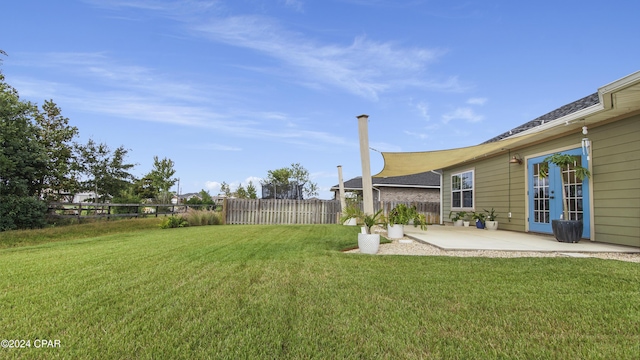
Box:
527, 148, 590, 238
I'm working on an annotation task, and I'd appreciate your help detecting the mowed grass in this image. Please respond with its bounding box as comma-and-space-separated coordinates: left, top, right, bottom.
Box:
1, 223, 638, 359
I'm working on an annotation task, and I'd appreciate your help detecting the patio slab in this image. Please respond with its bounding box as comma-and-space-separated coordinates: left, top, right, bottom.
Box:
404, 225, 640, 253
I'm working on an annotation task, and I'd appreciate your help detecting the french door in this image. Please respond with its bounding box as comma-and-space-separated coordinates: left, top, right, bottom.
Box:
527, 148, 590, 238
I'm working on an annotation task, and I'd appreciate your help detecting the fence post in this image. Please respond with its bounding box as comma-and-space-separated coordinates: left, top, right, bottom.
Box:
222, 197, 228, 225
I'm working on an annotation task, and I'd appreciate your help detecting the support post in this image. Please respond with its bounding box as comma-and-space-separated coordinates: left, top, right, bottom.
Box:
337, 165, 347, 215
357, 114, 374, 215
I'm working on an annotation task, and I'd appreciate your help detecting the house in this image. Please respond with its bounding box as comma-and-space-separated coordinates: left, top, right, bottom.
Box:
331, 171, 441, 203
375, 71, 640, 247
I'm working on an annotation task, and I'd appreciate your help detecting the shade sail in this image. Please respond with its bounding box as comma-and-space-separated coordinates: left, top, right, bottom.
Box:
374, 133, 538, 177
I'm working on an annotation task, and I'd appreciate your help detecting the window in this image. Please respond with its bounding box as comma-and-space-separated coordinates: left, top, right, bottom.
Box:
451, 170, 474, 209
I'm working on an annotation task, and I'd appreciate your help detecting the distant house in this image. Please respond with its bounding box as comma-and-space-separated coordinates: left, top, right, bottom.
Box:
331, 171, 441, 203
376, 71, 640, 247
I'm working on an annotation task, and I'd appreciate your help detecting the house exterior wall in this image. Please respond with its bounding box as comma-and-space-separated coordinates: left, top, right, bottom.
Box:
378, 187, 440, 202
443, 112, 640, 247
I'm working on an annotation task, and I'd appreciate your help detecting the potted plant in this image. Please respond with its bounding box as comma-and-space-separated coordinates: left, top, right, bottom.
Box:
358, 209, 384, 254
472, 211, 486, 229
448, 211, 467, 226
484, 208, 498, 230
539, 153, 591, 243
462, 212, 471, 227
386, 203, 427, 239
340, 202, 363, 226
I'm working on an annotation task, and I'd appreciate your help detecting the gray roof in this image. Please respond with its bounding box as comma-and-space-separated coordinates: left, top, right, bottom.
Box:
483, 92, 600, 143
331, 171, 440, 191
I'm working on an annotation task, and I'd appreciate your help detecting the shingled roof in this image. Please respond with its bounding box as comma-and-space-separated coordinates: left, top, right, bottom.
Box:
331, 171, 440, 191
483, 92, 600, 143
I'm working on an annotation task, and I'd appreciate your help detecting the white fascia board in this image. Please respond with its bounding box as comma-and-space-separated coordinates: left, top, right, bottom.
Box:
372, 184, 440, 189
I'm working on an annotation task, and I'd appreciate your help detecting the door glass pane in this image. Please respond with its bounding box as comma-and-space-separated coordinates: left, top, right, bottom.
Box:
533, 162, 550, 224
562, 156, 584, 223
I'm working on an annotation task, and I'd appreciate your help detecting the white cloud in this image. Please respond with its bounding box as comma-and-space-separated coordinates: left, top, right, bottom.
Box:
467, 97, 487, 105
442, 107, 484, 124
282, 0, 304, 11
193, 16, 450, 100
204, 181, 221, 193
12, 53, 353, 149
415, 101, 430, 121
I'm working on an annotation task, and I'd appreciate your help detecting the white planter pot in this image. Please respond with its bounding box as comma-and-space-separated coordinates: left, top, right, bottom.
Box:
486, 221, 498, 231
387, 224, 404, 239
343, 218, 357, 226
453, 220, 464, 227
463, 221, 470, 227
358, 233, 380, 254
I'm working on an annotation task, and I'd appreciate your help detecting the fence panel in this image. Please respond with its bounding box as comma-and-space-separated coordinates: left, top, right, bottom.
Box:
225, 199, 342, 225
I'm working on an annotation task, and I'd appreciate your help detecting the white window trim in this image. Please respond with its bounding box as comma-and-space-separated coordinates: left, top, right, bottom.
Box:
451, 169, 475, 211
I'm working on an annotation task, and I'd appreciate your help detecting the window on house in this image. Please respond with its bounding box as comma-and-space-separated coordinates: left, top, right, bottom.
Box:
451, 170, 474, 209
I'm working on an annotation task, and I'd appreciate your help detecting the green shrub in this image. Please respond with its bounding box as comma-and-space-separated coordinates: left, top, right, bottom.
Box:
0, 196, 48, 231
160, 216, 189, 229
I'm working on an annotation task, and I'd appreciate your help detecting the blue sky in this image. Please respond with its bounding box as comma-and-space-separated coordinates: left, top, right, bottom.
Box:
2, 0, 639, 199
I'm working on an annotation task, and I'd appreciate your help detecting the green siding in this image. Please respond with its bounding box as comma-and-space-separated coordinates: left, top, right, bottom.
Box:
443, 113, 640, 247
590, 114, 640, 247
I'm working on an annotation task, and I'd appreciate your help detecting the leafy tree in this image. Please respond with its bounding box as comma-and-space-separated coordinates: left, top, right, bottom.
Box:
261, 163, 318, 199
0, 65, 48, 230
132, 176, 158, 200
75, 139, 136, 202
145, 156, 177, 203
220, 182, 232, 197
33, 100, 79, 201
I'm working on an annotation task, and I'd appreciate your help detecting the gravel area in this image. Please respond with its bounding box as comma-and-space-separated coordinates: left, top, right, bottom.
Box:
345, 232, 640, 263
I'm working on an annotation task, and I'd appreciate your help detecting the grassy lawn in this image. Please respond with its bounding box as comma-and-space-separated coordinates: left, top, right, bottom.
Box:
1, 222, 638, 359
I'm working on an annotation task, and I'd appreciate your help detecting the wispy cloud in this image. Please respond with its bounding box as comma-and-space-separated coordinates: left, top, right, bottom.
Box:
191, 16, 450, 100
467, 97, 487, 105
13, 52, 351, 149
442, 107, 484, 123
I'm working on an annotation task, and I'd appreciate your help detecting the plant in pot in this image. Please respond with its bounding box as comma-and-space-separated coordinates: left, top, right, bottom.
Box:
340, 201, 363, 226
386, 204, 428, 239
539, 153, 591, 243
448, 211, 467, 227
472, 211, 486, 229
484, 208, 498, 230
358, 209, 384, 254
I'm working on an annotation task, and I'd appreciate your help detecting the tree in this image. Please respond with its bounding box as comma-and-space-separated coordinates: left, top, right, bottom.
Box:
261, 163, 318, 199
132, 176, 158, 200
246, 181, 258, 199
145, 156, 177, 203
235, 184, 248, 199
33, 100, 79, 201
220, 182, 232, 197
75, 139, 136, 202
0, 67, 48, 230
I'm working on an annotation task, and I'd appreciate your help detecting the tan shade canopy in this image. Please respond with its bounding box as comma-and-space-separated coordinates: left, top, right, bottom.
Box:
374, 133, 538, 178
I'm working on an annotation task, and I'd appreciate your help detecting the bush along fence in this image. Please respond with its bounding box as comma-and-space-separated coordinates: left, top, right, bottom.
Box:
47, 199, 440, 225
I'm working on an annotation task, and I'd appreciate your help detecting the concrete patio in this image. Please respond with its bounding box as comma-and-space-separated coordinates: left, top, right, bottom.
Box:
404, 225, 640, 253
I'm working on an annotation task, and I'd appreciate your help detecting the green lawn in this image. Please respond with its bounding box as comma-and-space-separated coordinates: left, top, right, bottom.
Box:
1, 223, 638, 359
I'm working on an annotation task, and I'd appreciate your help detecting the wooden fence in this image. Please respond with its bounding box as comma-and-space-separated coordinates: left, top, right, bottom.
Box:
225, 199, 440, 225
225, 199, 341, 225
47, 199, 441, 225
